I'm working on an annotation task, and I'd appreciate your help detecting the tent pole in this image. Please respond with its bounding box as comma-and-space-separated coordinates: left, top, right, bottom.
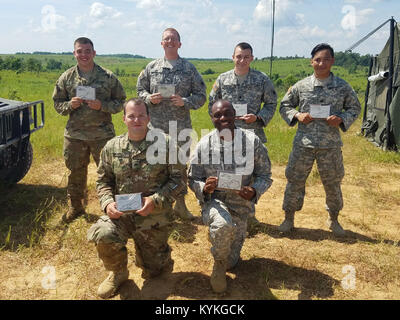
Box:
362, 56, 374, 135
385, 17, 395, 150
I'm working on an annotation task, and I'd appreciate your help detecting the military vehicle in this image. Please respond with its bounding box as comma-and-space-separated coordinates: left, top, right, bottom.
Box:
0, 98, 44, 184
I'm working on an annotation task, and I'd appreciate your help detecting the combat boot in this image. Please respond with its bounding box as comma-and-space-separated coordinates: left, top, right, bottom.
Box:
62, 198, 85, 223
278, 211, 295, 233
173, 196, 195, 221
97, 269, 129, 299
327, 211, 346, 237
210, 260, 227, 293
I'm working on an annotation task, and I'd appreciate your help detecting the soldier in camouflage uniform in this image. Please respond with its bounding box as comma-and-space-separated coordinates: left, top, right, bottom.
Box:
87, 98, 185, 299
208, 42, 277, 143
53, 37, 126, 223
137, 28, 207, 221
279, 43, 361, 237
188, 100, 272, 293
209, 42, 276, 229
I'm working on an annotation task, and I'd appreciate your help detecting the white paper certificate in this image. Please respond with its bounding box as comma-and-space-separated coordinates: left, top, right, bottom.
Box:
158, 84, 175, 98
310, 104, 331, 119
116, 193, 142, 212
233, 103, 248, 117
217, 172, 242, 191
76, 86, 96, 100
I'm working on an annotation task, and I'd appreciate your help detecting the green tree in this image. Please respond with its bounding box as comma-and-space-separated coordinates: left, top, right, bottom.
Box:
46, 59, 62, 70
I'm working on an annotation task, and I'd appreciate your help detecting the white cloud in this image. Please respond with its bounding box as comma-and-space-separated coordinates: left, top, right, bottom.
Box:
130, 0, 164, 10
341, 5, 374, 33
253, 0, 301, 21
89, 2, 122, 19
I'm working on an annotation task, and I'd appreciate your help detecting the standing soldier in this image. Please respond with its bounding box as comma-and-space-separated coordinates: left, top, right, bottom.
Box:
53, 37, 126, 223
137, 27, 207, 221
87, 98, 185, 299
208, 42, 277, 227
188, 100, 272, 293
279, 43, 361, 236
208, 42, 277, 144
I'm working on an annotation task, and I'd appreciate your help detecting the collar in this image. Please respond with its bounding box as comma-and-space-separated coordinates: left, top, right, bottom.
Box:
311, 72, 337, 88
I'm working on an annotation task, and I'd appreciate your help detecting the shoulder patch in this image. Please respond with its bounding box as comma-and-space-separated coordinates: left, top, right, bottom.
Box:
212, 81, 219, 92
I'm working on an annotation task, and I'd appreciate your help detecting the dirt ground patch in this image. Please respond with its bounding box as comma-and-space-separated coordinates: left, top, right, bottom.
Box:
1, 131, 400, 300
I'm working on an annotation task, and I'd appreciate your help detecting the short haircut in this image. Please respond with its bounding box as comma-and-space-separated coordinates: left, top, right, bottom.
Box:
234, 42, 253, 55
212, 99, 235, 115
123, 98, 149, 115
74, 37, 94, 50
311, 43, 334, 58
162, 28, 181, 42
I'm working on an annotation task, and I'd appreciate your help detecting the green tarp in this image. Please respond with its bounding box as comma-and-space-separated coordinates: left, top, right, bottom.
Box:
362, 23, 400, 150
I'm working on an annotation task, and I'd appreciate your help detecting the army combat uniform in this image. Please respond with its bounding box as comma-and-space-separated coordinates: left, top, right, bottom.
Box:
280, 73, 361, 228
137, 57, 206, 134
137, 56, 206, 219
87, 132, 185, 279
208, 69, 277, 143
53, 63, 126, 217
188, 128, 272, 270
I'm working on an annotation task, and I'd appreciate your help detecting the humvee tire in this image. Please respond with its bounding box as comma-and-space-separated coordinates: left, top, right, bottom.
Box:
0, 139, 33, 184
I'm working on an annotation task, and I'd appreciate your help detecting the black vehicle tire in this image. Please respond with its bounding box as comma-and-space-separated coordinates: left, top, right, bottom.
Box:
0, 140, 33, 184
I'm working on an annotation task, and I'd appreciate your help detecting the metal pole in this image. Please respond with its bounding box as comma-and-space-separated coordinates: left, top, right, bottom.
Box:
385, 17, 395, 150
269, 0, 275, 78
362, 56, 374, 134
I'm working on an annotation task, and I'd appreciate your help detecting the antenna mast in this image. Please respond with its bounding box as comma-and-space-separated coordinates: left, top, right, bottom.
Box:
269, 0, 275, 78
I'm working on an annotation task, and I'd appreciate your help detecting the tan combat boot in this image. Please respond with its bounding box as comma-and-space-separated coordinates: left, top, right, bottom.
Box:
210, 260, 227, 293
278, 211, 295, 233
62, 198, 85, 223
327, 211, 346, 237
173, 196, 195, 221
97, 269, 129, 299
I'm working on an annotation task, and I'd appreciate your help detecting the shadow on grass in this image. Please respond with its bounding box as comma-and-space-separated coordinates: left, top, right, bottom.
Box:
248, 222, 400, 246
0, 182, 66, 251
168, 218, 201, 244
118, 257, 336, 300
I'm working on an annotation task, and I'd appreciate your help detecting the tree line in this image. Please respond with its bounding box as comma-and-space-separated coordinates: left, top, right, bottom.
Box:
0, 56, 70, 73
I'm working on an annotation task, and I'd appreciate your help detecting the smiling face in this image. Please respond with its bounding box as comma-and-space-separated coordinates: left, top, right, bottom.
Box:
232, 46, 253, 75
73, 42, 96, 72
161, 29, 181, 58
123, 101, 150, 141
211, 100, 236, 134
311, 49, 335, 79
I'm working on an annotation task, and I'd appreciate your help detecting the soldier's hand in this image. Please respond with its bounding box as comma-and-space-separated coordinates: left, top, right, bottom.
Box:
136, 197, 155, 216
86, 99, 102, 110
237, 186, 256, 201
170, 94, 185, 107
70, 97, 84, 109
237, 114, 257, 123
296, 112, 314, 124
106, 202, 124, 219
326, 115, 343, 127
150, 93, 163, 104
204, 176, 218, 194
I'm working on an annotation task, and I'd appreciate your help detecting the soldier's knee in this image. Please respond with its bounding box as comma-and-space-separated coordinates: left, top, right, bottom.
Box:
87, 216, 120, 244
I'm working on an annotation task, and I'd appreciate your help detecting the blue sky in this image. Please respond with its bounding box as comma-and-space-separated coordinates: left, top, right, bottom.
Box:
0, 0, 397, 58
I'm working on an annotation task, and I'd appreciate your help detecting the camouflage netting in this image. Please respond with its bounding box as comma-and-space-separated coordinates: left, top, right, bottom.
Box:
362, 23, 400, 150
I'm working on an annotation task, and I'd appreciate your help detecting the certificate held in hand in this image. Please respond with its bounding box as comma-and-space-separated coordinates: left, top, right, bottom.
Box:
310, 104, 331, 119
76, 86, 96, 101
116, 193, 143, 213
158, 84, 175, 98
216, 171, 243, 191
